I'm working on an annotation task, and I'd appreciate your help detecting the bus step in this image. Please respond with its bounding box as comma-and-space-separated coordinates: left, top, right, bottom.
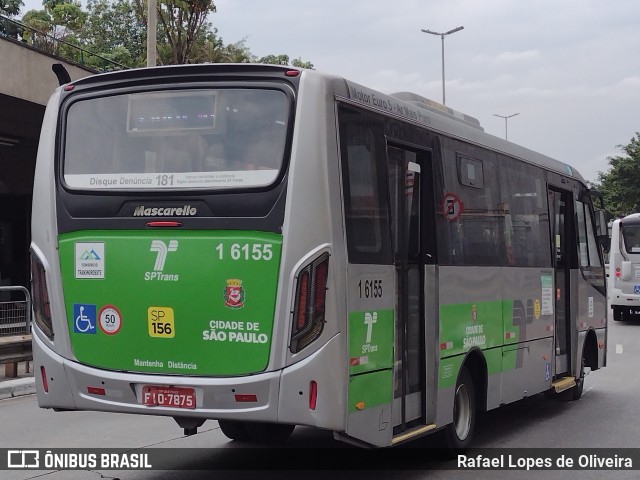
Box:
552, 377, 576, 393
391, 424, 437, 445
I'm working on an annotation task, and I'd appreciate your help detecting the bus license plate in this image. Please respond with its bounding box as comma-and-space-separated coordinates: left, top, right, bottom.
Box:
141, 385, 196, 409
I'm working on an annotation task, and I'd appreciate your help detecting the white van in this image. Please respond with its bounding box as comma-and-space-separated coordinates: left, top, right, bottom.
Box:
609, 213, 640, 320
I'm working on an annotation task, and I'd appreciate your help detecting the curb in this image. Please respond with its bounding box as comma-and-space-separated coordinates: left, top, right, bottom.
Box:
0, 377, 36, 400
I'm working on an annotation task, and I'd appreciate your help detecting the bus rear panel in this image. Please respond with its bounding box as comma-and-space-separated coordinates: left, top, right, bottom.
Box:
31, 65, 348, 438
609, 213, 640, 320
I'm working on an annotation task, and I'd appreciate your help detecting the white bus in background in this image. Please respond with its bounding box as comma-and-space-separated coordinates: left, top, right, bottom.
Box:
609, 213, 640, 321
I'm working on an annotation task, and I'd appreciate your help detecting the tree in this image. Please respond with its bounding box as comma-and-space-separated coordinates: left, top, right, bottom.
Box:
258, 53, 313, 69
22, 0, 86, 56
18, 0, 313, 70
1, 0, 23, 16
1, 0, 24, 39
595, 132, 640, 218
83, 0, 145, 67
133, 0, 216, 65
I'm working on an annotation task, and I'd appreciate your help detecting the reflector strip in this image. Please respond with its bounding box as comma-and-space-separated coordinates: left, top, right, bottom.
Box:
309, 381, 317, 411
505, 332, 515, 339
87, 386, 106, 396
234, 394, 257, 403
439, 341, 453, 350
40, 366, 48, 393
349, 355, 369, 366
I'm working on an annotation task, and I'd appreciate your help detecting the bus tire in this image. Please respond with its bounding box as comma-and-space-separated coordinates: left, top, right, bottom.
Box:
218, 419, 251, 441
443, 367, 476, 450
560, 356, 585, 402
245, 422, 295, 445
613, 306, 627, 322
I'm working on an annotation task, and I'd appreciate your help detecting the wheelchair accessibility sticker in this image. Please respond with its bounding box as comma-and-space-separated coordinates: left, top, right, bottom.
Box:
73, 304, 97, 334
634, 285, 640, 294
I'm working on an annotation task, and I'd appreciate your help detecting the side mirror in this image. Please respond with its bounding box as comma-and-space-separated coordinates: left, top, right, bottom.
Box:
595, 209, 608, 237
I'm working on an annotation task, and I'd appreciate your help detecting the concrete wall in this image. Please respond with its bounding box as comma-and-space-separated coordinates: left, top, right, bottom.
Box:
0, 37, 94, 105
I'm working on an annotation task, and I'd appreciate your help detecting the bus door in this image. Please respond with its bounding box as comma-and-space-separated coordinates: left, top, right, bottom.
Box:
548, 187, 572, 378
387, 144, 429, 434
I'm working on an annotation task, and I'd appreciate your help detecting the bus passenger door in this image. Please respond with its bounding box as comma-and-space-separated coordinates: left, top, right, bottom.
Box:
548, 188, 572, 378
387, 144, 429, 435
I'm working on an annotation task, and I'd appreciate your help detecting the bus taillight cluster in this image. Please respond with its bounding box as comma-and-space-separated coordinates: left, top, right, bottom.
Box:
290, 253, 330, 353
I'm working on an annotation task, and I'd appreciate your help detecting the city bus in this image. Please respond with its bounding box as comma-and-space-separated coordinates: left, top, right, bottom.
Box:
30, 63, 608, 449
609, 213, 640, 321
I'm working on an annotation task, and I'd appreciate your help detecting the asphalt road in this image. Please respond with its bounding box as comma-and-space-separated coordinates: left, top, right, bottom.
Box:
1, 314, 638, 479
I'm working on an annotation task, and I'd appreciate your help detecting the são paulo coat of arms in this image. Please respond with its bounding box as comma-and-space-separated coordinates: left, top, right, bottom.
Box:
224, 279, 245, 308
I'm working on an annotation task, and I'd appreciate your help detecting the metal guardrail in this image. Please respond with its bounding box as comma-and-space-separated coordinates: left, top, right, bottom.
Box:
0, 286, 31, 337
0, 286, 32, 375
0, 13, 127, 73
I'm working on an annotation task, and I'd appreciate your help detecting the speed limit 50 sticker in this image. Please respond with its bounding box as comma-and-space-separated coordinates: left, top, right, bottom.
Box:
99, 305, 122, 335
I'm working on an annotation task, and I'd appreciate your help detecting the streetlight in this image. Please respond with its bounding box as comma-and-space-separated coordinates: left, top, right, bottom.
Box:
493, 113, 519, 141
421, 26, 464, 105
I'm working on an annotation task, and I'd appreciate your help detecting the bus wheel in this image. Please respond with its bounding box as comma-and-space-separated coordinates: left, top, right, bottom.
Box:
571, 357, 585, 401
218, 419, 251, 441
561, 356, 585, 402
613, 306, 627, 321
444, 368, 476, 450
245, 422, 295, 445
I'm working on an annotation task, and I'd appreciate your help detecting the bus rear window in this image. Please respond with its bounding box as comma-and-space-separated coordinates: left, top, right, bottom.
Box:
63, 88, 289, 190
622, 225, 640, 253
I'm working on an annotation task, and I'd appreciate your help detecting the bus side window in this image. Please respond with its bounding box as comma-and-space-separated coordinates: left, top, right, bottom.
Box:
339, 108, 392, 264
576, 200, 602, 268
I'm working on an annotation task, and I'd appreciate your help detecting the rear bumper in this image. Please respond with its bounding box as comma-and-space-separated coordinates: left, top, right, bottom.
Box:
33, 331, 345, 430
609, 288, 640, 308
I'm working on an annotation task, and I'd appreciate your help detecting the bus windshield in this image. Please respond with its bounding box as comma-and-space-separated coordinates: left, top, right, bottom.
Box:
622, 225, 640, 253
63, 88, 289, 191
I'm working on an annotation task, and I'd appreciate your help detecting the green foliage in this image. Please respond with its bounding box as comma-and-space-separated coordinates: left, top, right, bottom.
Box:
291, 57, 314, 69
258, 54, 290, 66
17, 0, 313, 70
1, 0, 24, 38
21, 1, 86, 55
1, 0, 23, 17
595, 132, 640, 218
84, 0, 145, 67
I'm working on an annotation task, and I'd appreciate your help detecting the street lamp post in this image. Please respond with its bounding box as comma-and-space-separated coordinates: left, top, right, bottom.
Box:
421, 26, 464, 105
146, 0, 157, 67
493, 113, 519, 141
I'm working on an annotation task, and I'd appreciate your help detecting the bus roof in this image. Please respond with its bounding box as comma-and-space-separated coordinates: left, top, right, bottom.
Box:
619, 213, 640, 225
62, 63, 584, 183
339, 76, 584, 183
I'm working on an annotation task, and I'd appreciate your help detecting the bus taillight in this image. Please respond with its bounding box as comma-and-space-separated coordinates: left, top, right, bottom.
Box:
30, 252, 54, 340
290, 253, 330, 353
295, 271, 309, 331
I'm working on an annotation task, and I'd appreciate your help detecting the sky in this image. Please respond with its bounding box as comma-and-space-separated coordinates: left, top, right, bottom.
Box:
20, 0, 640, 183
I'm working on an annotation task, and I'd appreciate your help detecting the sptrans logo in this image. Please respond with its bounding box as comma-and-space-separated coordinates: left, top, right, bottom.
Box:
145, 240, 179, 281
